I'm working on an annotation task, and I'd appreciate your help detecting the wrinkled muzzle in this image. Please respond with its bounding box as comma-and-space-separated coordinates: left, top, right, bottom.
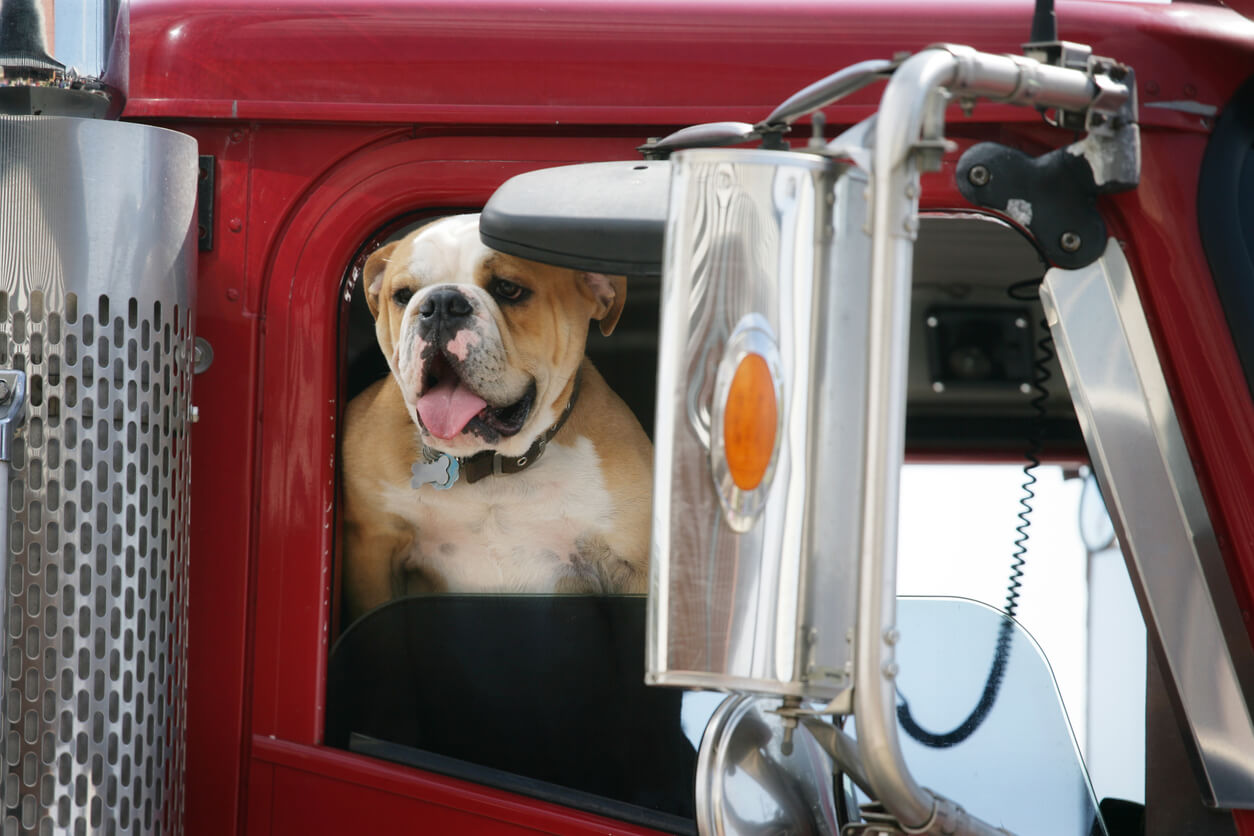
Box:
394, 288, 534, 443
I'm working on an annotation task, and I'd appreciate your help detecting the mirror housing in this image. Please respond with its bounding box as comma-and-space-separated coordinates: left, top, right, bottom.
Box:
480, 160, 669, 276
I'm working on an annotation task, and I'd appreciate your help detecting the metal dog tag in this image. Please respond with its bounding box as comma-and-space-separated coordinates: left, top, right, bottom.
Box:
411, 454, 459, 490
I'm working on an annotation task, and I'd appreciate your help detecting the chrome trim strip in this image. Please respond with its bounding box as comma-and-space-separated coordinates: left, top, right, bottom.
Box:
1042, 238, 1254, 808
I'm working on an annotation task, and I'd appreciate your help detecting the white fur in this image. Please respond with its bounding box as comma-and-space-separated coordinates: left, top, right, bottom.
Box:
379, 437, 615, 592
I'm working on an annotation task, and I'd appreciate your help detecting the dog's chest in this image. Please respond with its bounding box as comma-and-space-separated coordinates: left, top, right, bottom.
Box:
380, 437, 617, 592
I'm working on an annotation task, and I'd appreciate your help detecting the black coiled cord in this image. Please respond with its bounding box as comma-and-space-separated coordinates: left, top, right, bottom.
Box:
897, 278, 1052, 748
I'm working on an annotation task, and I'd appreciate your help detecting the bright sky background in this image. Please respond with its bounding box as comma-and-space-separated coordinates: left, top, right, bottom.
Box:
898, 463, 1145, 805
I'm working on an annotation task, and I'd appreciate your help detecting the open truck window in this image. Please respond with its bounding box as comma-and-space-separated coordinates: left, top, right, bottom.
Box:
324, 205, 1147, 833
327, 211, 702, 831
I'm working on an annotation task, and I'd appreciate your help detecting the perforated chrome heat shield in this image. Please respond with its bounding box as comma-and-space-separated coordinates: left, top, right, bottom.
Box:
0, 116, 197, 834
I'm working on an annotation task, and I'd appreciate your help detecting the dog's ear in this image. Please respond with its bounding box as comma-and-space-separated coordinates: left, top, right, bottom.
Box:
582, 272, 627, 337
362, 241, 400, 319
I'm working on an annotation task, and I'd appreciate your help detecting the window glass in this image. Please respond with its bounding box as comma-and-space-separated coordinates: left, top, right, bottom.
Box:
898, 464, 1147, 806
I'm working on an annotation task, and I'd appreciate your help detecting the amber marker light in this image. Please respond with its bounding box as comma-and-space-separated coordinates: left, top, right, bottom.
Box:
723, 352, 778, 491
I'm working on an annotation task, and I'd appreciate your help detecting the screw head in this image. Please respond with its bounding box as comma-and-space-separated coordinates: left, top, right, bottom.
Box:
1060, 231, 1082, 253
967, 164, 991, 187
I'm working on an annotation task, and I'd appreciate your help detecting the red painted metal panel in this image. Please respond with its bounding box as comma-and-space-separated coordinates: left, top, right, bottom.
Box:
127, 0, 1254, 131
245, 760, 274, 835
183, 127, 261, 836
254, 737, 669, 835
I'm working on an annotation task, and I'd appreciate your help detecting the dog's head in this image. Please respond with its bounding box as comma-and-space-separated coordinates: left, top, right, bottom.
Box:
362, 214, 626, 458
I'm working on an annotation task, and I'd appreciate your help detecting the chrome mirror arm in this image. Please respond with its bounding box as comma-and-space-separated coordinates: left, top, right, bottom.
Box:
846, 43, 1137, 836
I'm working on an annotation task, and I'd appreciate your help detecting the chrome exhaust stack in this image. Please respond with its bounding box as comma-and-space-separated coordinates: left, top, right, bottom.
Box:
0, 1, 197, 832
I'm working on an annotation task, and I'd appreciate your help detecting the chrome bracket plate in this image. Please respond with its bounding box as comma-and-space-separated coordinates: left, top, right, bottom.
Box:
0, 370, 27, 463
1042, 238, 1254, 808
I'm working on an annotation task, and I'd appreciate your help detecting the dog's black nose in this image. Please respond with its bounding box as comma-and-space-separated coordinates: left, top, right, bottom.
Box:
419, 288, 473, 322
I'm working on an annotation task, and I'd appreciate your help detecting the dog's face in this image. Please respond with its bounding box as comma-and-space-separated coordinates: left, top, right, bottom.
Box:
362, 214, 625, 458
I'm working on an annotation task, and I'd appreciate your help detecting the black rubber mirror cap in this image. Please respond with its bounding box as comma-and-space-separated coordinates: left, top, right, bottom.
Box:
480, 160, 670, 276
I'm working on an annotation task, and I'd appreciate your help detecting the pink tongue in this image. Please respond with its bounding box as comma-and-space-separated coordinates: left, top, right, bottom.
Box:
416, 376, 489, 440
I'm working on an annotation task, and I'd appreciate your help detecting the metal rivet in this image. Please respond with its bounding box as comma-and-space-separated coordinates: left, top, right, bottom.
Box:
931, 381, 945, 393
883, 628, 900, 645
967, 164, 991, 187
926, 315, 939, 328
1060, 231, 1082, 252
1020, 382, 1033, 395
1015, 317, 1028, 329
883, 662, 899, 679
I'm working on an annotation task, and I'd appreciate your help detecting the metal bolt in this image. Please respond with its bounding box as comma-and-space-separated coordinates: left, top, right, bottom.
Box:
884, 628, 900, 645
883, 662, 899, 679
967, 164, 991, 187
193, 337, 214, 374
1060, 231, 1082, 253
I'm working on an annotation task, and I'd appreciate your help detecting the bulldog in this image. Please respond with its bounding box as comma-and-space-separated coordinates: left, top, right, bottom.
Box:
342, 214, 652, 622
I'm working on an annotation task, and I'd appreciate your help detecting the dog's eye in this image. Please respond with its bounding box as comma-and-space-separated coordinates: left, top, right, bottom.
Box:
490, 278, 530, 304
392, 287, 414, 307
